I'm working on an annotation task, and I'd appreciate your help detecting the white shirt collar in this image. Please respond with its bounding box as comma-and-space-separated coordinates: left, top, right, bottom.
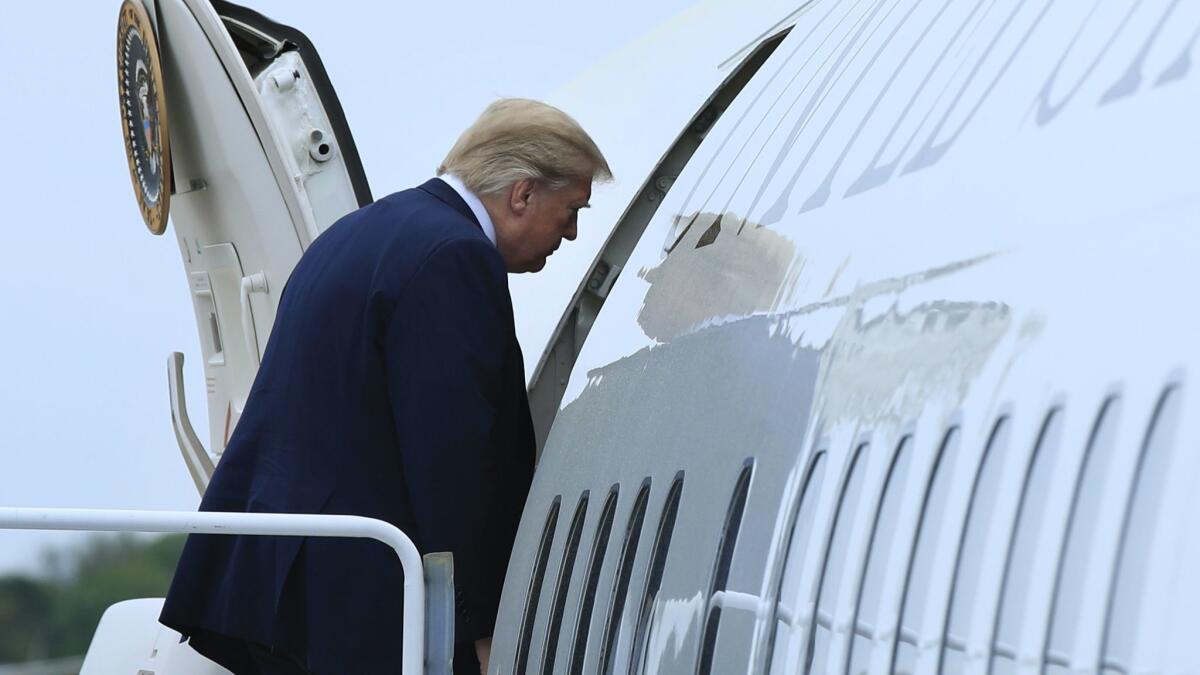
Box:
437, 173, 497, 247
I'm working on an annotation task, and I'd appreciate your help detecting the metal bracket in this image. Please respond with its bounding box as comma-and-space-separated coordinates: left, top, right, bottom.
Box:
423, 552, 455, 675
240, 271, 269, 364
585, 261, 622, 300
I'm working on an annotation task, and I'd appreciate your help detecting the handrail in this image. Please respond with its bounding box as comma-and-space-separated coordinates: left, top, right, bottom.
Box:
0, 507, 425, 675
167, 352, 215, 494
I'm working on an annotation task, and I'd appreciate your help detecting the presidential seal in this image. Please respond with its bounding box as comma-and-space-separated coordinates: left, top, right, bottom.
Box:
117, 0, 171, 235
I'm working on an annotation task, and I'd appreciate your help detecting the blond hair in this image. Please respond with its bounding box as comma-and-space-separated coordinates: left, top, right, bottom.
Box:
438, 98, 612, 195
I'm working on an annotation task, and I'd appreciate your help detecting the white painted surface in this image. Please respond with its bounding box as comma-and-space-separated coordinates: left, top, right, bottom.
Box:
79, 599, 230, 675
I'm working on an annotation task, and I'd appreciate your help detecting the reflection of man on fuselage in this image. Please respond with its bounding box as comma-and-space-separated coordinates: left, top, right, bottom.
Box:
159, 98, 610, 675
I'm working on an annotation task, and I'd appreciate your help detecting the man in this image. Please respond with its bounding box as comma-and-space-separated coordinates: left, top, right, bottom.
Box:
160, 98, 611, 674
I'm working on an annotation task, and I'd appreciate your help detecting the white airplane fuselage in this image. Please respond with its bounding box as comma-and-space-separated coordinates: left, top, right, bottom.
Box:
91, 0, 1200, 673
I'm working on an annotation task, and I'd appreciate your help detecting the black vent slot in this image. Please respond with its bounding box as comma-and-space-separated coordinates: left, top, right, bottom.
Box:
514, 496, 561, 674
1102, 385, 1184, 671
697, 459, 754, 673
848, 437, 914, 674
1046, 397, 1122, 671
569, 485, 620, 675
629, 472, 685, 673
892, 427, 960, 672
807, 443, 870, 671
762, 450, 828, 673
992, 409, 1064, 672
540, 492, 590, 674
598, 479, 651, 675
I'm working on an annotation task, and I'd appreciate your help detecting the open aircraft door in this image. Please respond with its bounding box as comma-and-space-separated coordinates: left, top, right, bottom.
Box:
117, 0, 371, 491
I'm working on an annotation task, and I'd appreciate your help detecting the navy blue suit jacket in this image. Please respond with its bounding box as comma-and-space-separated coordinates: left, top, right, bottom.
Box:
160, 179, 536, 673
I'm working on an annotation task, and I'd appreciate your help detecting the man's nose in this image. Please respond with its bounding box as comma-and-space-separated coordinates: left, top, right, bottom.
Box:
564, 224, 577, 241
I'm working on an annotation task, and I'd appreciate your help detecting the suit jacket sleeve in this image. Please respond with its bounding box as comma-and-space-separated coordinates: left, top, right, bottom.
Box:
384, 236, 518, 642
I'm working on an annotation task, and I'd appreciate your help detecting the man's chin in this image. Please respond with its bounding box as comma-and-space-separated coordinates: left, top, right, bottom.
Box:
511, 251, 554, 273
514, 257, 548, 274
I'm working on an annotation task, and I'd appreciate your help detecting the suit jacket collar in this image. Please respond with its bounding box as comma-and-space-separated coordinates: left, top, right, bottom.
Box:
418, 178, 482, 231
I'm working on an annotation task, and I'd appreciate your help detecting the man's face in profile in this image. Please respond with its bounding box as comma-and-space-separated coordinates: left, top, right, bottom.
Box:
495, 178, 592, 273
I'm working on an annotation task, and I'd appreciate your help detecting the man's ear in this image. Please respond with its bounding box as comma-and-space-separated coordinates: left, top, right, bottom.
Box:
508, 178, 537, 215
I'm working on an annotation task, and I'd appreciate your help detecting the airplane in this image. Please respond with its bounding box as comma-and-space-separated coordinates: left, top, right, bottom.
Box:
63, 0, 1200, 672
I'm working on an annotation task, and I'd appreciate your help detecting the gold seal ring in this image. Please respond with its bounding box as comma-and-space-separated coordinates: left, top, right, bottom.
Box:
117, 0, 171, 235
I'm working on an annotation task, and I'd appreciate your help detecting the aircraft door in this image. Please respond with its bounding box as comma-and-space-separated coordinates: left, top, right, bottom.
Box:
117, 0, 372, 484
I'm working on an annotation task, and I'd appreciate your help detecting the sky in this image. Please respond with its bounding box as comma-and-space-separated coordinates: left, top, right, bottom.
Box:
0, 0, 694, 574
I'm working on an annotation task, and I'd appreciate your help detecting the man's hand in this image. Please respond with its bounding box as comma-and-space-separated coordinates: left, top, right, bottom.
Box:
475, 638, 492, 674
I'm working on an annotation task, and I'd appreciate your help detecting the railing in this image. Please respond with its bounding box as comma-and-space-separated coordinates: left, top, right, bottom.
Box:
0, 507, 451, 675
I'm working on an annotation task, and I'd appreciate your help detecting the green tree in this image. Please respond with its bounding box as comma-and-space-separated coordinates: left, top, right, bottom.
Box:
0, 533, 185, 663
0, 576, 53, 661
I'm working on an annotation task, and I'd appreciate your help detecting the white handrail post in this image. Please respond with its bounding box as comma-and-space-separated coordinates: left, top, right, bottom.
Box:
0, 507, 426, 675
